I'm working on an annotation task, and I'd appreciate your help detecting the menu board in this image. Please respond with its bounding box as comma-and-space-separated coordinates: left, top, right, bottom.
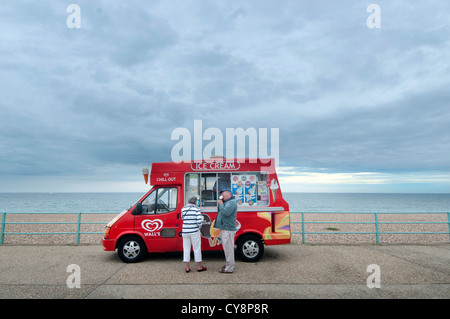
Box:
257, 181, 268, 202
231, 174, 257, 206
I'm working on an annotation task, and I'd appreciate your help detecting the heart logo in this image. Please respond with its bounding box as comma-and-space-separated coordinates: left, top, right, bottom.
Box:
141, 219, 163, 232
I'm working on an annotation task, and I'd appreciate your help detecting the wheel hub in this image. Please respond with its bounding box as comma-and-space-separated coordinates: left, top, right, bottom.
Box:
242, 240, 259, 258
123, 241, 140, 258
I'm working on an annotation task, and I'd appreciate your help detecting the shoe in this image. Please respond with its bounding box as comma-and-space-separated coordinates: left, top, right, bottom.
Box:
197, 266, 207, 272
185, 268, 191, 273
219, 268, 233, 274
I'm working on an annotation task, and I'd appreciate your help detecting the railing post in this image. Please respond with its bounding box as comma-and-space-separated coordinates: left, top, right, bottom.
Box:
0, 213, 6, 244
301, 212, 305, 244
374, 212, 380, 244
76, 212, 81, 244
447, 212, 450, 242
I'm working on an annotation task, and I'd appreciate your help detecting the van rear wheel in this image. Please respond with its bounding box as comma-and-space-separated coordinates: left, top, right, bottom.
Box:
117, 236, 147, 263
236, 234, 264, 262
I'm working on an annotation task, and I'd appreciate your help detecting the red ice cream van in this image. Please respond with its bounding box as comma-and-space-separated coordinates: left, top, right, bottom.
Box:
102, 158, 290, 263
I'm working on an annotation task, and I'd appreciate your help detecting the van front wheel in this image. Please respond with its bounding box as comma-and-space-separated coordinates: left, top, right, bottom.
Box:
236, 234, 264, 262
117, 236, 147, 263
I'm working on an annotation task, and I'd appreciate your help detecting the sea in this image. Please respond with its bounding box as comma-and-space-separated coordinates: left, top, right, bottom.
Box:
0, 192, 449, 213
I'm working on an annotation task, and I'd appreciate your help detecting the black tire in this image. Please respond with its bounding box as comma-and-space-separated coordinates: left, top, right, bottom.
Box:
236, 234, 264, 262
117, 236, 147, 263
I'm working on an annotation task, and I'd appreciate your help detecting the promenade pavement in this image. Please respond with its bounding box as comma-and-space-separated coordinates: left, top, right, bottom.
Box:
0, 244, 448, 299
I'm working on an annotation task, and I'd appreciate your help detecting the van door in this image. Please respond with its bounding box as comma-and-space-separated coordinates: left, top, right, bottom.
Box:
134, 187, 180, 252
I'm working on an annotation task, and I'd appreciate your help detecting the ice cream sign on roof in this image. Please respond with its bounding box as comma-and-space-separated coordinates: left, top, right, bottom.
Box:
191, 161, 240, 171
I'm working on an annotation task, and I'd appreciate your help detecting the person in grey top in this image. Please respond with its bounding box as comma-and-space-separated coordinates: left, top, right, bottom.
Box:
216, 188, 237, 273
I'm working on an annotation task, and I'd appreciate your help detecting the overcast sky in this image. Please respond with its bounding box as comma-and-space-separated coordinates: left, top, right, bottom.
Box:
1, 0, 449, 193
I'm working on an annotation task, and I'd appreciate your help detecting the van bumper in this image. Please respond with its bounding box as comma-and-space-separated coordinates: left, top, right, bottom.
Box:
102, 237, 116, 251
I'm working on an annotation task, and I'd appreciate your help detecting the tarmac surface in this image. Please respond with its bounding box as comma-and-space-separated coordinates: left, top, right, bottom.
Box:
0, 243, 448, 299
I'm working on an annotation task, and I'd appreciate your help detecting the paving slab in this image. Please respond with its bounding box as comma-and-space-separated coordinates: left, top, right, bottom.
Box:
0, 244, 448, 299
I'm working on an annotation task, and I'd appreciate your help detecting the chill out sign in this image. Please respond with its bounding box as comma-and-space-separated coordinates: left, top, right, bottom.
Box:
171, 120, 279, 164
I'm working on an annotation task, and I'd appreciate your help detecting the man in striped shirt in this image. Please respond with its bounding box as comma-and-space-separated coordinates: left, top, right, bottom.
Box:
181, 197, 207, 272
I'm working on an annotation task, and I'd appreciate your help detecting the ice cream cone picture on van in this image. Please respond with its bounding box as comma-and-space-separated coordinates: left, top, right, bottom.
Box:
207, 219, 241, 247
199, 214, 222, 246
142, 166, 149, 184
200, 214, 212, 238
102, 158, 290, 263
270, 178, 279, 202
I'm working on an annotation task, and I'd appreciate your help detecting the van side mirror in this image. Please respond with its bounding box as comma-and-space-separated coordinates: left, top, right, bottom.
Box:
133, 202, 143, 215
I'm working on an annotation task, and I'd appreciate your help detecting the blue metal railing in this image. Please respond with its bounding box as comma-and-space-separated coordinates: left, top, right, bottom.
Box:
1, 211, 449, 245
290, 211, 450, 244
0, 212, 116, 244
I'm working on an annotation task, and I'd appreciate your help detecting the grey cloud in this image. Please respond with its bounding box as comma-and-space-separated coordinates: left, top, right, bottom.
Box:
0, 0, 449, 191
280, 87, 450, 172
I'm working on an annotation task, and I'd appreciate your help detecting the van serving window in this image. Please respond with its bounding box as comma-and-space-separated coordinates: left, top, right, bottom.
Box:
184, 172, 268, 207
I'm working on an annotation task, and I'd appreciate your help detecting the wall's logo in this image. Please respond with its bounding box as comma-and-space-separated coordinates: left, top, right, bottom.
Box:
141, 219, 163, 236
